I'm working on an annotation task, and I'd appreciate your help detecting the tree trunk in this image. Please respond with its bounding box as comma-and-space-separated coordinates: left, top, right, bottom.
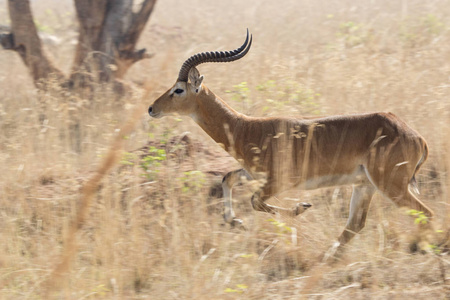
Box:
71, 0, 156, 91
1, 0, 157, 92
1, 0, 65, 86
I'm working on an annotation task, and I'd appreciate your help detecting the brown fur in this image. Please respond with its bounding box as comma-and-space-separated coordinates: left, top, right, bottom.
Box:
150, 80, 433, 252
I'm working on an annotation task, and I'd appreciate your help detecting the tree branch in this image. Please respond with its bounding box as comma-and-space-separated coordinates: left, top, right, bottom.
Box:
120, 48, 153, 62
0, 33, 14, 49
120, 0, 157, 53
6, 0, 65, 86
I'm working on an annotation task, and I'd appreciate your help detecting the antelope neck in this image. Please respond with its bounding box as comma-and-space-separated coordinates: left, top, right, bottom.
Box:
190, 86, 243, 153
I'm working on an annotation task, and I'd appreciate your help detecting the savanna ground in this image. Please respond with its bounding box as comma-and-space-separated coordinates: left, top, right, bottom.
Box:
1, 0, 450, 298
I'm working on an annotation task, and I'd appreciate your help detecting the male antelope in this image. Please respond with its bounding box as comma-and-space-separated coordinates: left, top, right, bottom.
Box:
148, 30, 433, 252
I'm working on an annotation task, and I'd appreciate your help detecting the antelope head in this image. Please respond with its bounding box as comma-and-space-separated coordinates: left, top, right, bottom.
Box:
148, 30, 252, 118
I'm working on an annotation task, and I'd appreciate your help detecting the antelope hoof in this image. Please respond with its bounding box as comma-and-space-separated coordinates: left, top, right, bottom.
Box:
294, 202, 312, 216
230, 218, 247, 230
322, 241, 342, 263
409, 239, 433, 254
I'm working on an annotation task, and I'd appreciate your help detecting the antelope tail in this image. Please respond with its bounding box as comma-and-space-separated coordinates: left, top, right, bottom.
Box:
410, 140, 429, 194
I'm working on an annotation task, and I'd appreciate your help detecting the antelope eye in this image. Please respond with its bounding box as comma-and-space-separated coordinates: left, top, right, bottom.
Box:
174, 88, 184, 94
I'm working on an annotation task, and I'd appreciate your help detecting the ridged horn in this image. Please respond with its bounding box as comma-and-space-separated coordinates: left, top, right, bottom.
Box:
177, 29, 252, 82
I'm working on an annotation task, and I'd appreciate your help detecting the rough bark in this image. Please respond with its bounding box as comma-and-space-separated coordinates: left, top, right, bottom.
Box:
71, 0, 157, 89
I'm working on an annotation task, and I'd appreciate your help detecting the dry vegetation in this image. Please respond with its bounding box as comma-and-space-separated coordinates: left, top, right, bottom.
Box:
1, 0, 450, 298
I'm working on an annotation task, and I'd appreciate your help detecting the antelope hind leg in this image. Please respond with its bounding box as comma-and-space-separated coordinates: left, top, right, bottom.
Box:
251, 189, 312, 217
323, 183, 376, 263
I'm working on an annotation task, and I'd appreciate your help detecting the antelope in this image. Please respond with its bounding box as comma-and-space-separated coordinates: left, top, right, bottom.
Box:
148, 30, 434, 254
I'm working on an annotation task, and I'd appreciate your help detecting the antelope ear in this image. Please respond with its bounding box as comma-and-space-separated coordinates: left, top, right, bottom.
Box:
188, 67, 204, 92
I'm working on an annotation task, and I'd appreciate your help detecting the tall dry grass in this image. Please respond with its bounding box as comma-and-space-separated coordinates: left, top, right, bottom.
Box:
0, 0, 450, 298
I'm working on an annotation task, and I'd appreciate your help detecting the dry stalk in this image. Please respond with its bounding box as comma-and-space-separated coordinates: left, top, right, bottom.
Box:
43, 93, 148, 294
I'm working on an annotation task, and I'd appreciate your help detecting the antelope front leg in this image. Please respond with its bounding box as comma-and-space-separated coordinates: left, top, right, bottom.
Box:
222, 169, 252, 229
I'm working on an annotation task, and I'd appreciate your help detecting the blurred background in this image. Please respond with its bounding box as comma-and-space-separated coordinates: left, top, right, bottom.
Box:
0, 0, 449, 298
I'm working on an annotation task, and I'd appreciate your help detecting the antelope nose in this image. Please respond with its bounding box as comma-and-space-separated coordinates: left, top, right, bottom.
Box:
148, 106, 153, 116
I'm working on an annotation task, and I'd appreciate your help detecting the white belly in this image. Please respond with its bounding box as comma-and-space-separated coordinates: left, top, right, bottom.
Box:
297, 165, 367, 190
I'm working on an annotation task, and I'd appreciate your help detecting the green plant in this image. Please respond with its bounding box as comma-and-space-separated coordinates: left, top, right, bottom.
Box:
224, 284, 248, 294
429, 243, 441, 254
226, 81, 253, 113
34, 20, 52, 33
227, 81, 251, 103
407, 209, 429, 225
140, 146, 166, 180
257, 79, 321, 115
178, 170, 206, 193
239, 253, 255, 258
120, 151, 138, 166
90, 284, 110, 297
337, 21, 372, 48
267, 218, 293, 235
400, 14, 445, 48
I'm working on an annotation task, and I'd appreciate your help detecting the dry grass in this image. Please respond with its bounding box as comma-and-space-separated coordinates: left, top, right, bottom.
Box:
1, 0, 450, 298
